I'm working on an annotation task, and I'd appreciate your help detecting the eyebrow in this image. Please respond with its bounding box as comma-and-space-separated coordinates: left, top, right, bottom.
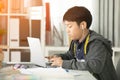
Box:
64, 23, 69, 25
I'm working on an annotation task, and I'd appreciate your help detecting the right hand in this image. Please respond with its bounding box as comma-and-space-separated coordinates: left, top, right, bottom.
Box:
45, 55, 63, 67
45, 55, 57, 61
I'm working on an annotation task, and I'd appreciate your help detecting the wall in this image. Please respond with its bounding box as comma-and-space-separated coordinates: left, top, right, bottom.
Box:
44, 0, 99, 46
48, 0, 99, 31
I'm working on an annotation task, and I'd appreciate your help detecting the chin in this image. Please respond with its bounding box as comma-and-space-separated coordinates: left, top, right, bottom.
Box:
71, 38, 77, 41
70, 36, 78, 40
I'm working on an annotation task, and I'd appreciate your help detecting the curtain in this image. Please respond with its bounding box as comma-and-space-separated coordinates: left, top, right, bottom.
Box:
99, 0, 120, 47
99, 0, 114, 45
114, 0, 120, 47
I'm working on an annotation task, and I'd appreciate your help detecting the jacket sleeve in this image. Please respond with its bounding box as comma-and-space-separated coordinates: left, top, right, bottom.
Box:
62, 40, 110, 73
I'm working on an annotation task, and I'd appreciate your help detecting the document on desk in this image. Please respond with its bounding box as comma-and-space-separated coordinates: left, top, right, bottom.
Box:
19, 67, 74, 79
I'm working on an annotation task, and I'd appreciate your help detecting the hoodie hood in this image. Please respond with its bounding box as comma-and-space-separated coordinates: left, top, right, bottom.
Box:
89, 30, 113, 56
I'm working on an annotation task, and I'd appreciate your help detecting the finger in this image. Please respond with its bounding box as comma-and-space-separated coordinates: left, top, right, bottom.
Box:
51, 62, 57, 66
51, 63, 55, 66
50, 58, 55, 62
45, 56, 50, 59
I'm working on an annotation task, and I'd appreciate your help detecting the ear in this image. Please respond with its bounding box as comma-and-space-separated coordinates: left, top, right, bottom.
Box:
80, 21, 87, 29
82, 25, 84, 30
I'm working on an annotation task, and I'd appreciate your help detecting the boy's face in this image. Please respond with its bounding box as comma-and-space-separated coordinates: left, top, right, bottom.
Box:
64, 21, 83, 40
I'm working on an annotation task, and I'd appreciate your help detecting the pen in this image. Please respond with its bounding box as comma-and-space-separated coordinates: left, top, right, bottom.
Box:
65, 69, 69, 72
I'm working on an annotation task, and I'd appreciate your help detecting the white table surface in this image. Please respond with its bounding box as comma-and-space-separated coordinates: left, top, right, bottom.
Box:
68, 70, 97, 80
0, 67, 97, 80
19, 67, 97, 80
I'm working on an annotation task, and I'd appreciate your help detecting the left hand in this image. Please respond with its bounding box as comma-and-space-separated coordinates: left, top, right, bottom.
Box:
50, 56, 63, 67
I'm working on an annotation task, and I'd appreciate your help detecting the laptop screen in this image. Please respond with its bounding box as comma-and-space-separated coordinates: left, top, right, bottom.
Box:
27, 37, 46, 67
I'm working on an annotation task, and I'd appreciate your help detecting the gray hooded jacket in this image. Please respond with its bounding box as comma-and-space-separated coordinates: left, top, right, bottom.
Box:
57, 30, 117, 80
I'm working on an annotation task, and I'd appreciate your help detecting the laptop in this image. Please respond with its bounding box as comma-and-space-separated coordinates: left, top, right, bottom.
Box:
6, 37, 48, 68
27, 37, 46, 67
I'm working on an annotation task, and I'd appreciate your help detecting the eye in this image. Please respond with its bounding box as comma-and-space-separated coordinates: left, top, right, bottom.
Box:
68, 25, 72, 28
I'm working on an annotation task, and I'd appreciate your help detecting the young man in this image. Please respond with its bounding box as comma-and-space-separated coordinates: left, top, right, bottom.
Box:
47, 6, 118, 80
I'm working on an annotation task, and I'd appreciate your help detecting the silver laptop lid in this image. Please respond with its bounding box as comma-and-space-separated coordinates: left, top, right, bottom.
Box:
27, 37, 46, 67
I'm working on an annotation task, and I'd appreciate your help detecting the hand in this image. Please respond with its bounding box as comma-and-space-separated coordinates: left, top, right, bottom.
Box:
50, 56, 63, 67
45, 55, 58, 61
45, 55, 55, 62
45, 55, 63, 67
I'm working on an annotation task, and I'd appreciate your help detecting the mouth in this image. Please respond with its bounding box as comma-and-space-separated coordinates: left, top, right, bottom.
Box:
68, 35, 71, 38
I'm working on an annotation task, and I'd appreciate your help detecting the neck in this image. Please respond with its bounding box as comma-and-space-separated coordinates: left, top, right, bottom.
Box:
79, 29, 89, 43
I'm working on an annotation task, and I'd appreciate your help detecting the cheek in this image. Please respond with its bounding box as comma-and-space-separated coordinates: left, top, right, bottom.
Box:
73, 29, 82, 38
66, 28, 70, 33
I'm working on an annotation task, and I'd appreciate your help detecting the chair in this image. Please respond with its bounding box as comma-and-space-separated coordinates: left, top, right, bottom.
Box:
116, 58, 120, 80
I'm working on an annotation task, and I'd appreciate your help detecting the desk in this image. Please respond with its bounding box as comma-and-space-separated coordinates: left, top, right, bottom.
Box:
0, 67, 96, 80
69, 70, 96, 80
